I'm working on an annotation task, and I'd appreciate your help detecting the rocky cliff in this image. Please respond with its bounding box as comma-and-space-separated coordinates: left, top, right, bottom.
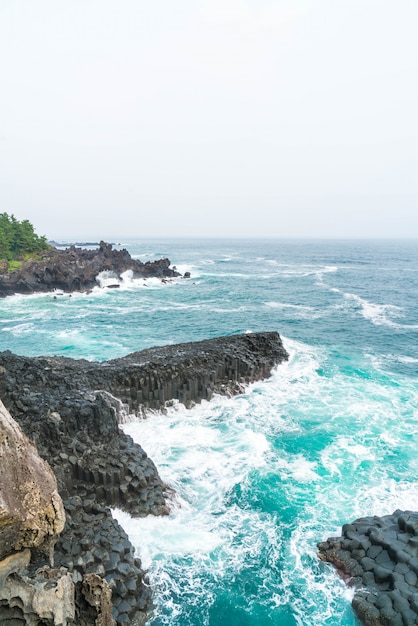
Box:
0, 399, 76, 626
0, 399, 65, 560
0, 331, 289, 625
0, 241, 182, 297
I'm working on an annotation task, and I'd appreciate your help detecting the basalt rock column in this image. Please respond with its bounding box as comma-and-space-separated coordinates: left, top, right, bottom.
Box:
0, 332, 289, 625
318, 510, 418, 626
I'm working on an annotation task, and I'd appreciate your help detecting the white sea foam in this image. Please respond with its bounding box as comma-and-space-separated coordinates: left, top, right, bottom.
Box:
286, 516, 356, 626
56, 329, 81, 339
93, 269, 192, 294
371, 353, 418, 374
199, 258, 215, 265
345, 292, 402, 324
209, 305, 250, 314
313, 265, 338, 282
1, 291, 59, 303
200, 271, 253, 279
1, 239, 416, 626
114, 338, 358, 624
172, 263, 197, 277
398, 355, 418, 364
342, 292, 418, 329
1, 322, 34, 335
116, 390, 287, 619
95, 270, 121, 288
265, 301, 324, 320
265, 302, 314, 311
273, 455, 320, 483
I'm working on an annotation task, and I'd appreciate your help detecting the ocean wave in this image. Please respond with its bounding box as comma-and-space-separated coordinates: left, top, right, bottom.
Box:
117, 397, 285, 624
368, 352, 418, 376
209, 305, 251, 314
262, 264, 339, 279
343, 292, 418, 328
397, 355, 418, 364
1, 322, 35, 336
114, 340, 360, 624
93, 270, 194, 293
265, 301, 323, 319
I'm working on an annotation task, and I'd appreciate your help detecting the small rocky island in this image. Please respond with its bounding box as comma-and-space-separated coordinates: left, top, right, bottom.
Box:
0, 331, 289, 625
0, 241, 183, 297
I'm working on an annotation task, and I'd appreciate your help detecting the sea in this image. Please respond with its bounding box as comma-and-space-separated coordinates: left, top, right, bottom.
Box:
1, 238, 418, 626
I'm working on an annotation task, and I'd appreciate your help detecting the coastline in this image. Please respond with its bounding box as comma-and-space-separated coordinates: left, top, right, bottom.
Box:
0, 332, 289, 624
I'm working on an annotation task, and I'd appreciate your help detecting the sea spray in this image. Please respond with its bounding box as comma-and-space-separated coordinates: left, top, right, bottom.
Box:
112, 333, 417, 625
1, 238, 417, 625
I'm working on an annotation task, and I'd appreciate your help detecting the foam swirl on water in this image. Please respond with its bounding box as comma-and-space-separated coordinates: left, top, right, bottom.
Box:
112, 336, 418, 625
2, 239, 418, 625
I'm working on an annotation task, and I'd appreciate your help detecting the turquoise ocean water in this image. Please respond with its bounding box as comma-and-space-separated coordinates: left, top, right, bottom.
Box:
1, 238, 418, 625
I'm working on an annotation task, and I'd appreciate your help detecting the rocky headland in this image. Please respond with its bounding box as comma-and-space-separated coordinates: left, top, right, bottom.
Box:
0, 331, 289, 625
318, 510, 418, 625
0, 241, 183, 297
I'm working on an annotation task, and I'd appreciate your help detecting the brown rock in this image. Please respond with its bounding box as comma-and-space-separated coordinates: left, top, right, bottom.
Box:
0, 552, 75, 625
82, 573, 116, 626
0, 399, 65, 561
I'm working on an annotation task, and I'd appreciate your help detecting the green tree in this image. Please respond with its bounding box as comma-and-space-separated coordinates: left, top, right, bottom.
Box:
0, 212, 49, 261
0, 213, 13, 260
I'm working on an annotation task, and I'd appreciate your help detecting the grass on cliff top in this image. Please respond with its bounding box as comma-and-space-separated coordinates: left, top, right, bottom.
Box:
7, 260, 22, 271
0, 251, 53, 273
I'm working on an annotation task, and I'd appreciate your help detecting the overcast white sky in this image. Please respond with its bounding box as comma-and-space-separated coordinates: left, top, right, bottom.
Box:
0, 0, 417, 239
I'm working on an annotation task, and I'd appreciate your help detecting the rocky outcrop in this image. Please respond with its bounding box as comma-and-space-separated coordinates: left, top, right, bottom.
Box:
0, 399, 65, 561
0, 332, 288, 515
56, 497, 149, 626
0, 241, 182, 297
318, 510, 418, 626
0, 550, 76, 626
0, 400, 75, 625
0, 331, 288, 625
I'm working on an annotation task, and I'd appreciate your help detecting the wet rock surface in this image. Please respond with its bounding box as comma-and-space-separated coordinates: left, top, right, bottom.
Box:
318, 510, 418, 626
0, 331, 288, 624
0, 241, 180, 297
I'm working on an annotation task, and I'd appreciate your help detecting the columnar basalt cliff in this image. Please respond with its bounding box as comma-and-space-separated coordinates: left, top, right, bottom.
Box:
0, 331, 289, 625
318, 510, 418, 626
0, 241, 182, 297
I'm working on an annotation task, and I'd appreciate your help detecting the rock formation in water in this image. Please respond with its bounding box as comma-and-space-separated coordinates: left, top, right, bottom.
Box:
0, 331, 289, 625
318, 510, 418, 626
0, 241, 182, 297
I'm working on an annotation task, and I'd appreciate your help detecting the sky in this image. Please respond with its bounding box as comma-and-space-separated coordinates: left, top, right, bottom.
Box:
0, 0, 417, 240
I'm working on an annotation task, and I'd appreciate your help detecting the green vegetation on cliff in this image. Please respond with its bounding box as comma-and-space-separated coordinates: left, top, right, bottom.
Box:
0, 213, 49, 263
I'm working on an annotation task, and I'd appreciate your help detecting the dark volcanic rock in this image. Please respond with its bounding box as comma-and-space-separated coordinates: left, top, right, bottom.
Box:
0, 241, 180, 297
0, 331, 288, 624
0, 333, 288, 516
318, 510, 418, 626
